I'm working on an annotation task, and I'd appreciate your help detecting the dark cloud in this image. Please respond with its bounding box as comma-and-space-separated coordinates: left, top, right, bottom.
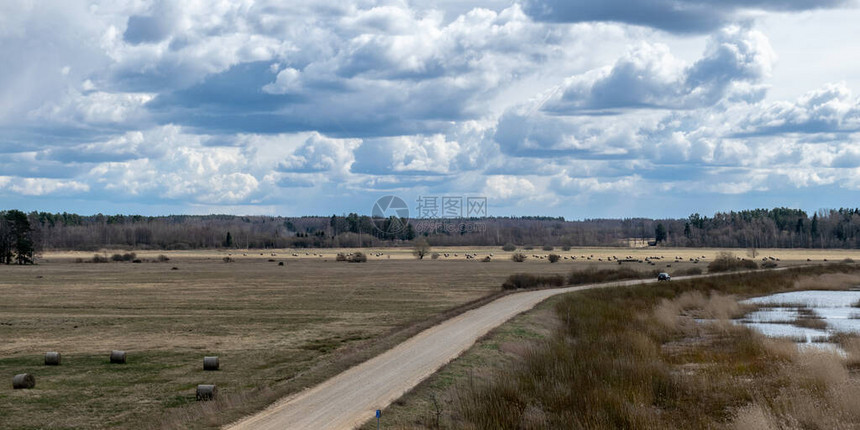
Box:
522, 0, 853, 33
123, 15, 172, 44
146, 61, 480, 137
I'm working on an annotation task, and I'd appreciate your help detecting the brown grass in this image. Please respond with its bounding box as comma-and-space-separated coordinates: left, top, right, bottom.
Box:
501, 273, 564, 290
0, 252, 548, 429
567, 266, 655, 285
370, 264, 860, 429
793, 272, 860, 291
5, 248, 859, 429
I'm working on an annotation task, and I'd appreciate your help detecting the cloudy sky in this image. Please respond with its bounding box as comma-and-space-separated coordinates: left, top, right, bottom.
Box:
2, 0, 860, 219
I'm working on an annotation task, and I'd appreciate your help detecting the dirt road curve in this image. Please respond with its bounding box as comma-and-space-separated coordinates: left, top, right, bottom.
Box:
225, 273, 731, 430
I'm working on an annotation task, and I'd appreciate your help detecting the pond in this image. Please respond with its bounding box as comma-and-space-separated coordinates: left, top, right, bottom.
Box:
738, 290, 860, 352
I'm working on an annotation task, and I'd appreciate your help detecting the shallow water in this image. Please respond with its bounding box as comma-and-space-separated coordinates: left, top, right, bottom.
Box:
737, 289, 860, 352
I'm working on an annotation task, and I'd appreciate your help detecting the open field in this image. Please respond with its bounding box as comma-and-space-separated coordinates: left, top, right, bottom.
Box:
40, 246, 860, 263
2, 247, 859, 429
1, 250, 523, 429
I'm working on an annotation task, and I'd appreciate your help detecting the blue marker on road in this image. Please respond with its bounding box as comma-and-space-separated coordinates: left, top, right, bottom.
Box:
376, 409, 381, 429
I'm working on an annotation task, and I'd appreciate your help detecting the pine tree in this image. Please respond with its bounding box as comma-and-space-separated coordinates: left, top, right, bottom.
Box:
655, 224, 667, 243
1, 210, 34, 264
811, 213, 819, 247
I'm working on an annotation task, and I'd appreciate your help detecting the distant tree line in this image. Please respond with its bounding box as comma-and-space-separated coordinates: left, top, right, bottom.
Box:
4, 207, 860, 253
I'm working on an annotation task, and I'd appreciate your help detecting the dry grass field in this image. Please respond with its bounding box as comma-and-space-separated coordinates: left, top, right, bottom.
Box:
1, 246, 857, 429
367, 264, 860, 429
0, 247, 565, 429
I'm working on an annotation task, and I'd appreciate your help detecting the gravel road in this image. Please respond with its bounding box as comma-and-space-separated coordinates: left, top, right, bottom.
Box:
226, 272, 738, 430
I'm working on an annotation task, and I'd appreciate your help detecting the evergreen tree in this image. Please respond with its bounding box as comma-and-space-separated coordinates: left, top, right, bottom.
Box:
811, 213, 819, 247
655, 223, 667, 243
1, 210, 34, 264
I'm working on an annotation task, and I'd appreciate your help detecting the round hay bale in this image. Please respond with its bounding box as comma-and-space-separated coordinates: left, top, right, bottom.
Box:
44, 351, 61, 366
109, 350, 127, 364
12, 373, 35, 389
196, 384, 217, 401
203, 356, 219, 371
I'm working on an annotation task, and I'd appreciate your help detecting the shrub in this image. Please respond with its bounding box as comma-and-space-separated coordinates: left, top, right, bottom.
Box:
413, 238, 431, 260
562, 245, 572, 251
132, 259, 142, 264
349, 252, 367, 263
336, 253, 348, 262
481, 256, 491, 262
762, 261, 778, 269
678, 267, 703, 276
431, 253, 441, 260
542, 245, 554, 251
523, 246, 534, 250
111, 253, 124, 262
512, 253, 527, 262
567, 266, 651, 285
122, 252, 136, 261
707, 251, 758, 273
91, 254, 109, 263
548, 254, 561, 263
501, 273, 565, 290
157, 254, 170, 262
502, 243, 517, 252
223, 257, 234, 263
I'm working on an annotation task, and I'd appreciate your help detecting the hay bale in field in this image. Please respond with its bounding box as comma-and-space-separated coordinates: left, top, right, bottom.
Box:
44, 352, 61, 366
196, 384, 217, 401
203, 356, 219, 371
12, 373, 35, 389
110, 350, 126, 364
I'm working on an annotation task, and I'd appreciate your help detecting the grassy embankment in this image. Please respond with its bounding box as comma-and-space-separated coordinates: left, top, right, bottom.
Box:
367, 263, 860, 429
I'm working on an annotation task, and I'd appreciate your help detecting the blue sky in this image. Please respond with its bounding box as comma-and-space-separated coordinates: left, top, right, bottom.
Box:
2, 0, 860, 219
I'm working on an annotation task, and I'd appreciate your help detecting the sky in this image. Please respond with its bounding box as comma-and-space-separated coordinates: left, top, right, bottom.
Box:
2, 0, 860, 219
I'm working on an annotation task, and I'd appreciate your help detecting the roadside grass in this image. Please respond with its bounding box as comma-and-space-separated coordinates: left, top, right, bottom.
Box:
566, 266, 656, 285
356, 297, 562, 430
372, 263, 860, 429
502, 267, 657, 291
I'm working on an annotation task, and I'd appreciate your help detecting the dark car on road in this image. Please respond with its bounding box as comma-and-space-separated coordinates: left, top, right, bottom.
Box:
657, 272, 671, 281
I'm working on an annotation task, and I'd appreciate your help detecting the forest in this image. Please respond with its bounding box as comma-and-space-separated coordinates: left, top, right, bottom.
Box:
2, 207, 860, 256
